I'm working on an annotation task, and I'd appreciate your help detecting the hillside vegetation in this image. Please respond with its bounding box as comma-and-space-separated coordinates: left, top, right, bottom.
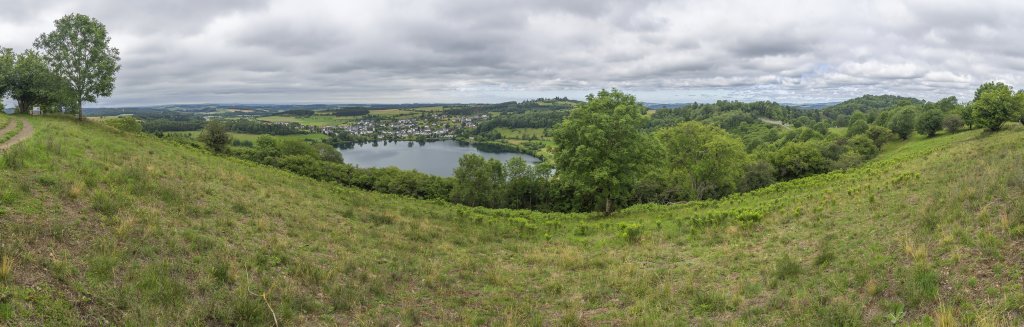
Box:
1, 116, 1023, 325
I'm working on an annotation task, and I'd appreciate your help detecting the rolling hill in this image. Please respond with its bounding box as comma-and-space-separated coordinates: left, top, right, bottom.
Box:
0, 115, 1022, 325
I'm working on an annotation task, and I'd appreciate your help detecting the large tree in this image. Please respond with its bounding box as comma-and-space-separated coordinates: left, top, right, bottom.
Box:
34, 13, 120, 120
656, 121, 748, 201
972, 82, 1017, 131
8, 50, 73, 114
915, 108, 943, 137
553, 89, 657, 215
888, 107, 916, 140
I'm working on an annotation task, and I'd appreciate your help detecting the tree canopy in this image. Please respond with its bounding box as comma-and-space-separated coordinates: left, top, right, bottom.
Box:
972, 82, 1018, 131
34, 13, 121, 119
655, 122, 748, 201
553, 89, 657, 215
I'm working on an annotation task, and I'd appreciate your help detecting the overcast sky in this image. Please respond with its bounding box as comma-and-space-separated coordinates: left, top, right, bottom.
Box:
2, 0, 1023, 107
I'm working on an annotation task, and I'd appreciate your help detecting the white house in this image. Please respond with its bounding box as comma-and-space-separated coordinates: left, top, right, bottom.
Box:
30, 106, 41, 116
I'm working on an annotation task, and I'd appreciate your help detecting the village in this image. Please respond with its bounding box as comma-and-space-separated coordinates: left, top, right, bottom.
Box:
320, 113, 490, 140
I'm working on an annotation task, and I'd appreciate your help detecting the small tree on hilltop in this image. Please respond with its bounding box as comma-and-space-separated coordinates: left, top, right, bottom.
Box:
199, 120, 231, 153
972, 82, 1017, 131
34, 13, 120, 120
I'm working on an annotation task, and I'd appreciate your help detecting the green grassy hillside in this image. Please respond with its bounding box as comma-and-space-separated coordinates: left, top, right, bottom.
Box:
1, 116, 1022, 325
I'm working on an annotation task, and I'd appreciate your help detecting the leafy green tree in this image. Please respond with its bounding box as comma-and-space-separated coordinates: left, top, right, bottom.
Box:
888, 107, 916, 140
770, 141, 829, 179
915, 109, 943, 137
8, 50, 72, 113
846, 120, 868, 137
199, 120, 231, 153
847, 134, 879, 158
655, 122, 748, 201
934, 96, 958, 113
553, 89, 656, 215
972, 82, 1017, 131
0, 47, 13, 107
450, 154, 505, 207
503, 157, 549, 209
1016, 90, 1024, 125
34, 13, 121, 120
864, 124, 894, 148
958, 103, 975, 130
942, 114, 963, 133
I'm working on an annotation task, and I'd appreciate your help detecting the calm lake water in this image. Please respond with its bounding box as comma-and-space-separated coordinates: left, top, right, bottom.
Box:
338, 140, 541, 177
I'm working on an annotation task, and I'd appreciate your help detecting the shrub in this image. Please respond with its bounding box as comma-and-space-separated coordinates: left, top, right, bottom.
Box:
105, 116, 143, 133
618, 223, 642, 244
942, 114, 963, 133
199, 120, 231, 153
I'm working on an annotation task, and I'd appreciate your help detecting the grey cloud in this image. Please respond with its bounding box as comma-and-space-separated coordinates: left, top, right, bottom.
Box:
4, 0, 1024, 107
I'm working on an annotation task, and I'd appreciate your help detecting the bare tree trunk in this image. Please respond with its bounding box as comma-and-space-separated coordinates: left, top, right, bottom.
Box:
604, 197, 612, 216
78, 100, 83, 121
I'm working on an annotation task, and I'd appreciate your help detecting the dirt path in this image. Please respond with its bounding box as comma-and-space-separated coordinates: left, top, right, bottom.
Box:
0, 117, 15, 136
0, 118, 34, 151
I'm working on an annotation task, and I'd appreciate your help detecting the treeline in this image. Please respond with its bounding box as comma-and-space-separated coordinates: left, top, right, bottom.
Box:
325, 108, 371, 116
445, 98, 578, 115
475, 110, 568, 133
141, 117, 308, 135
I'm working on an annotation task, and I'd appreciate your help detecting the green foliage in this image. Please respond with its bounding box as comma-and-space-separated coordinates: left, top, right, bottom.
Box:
770, 141, 829, 179
104, 116, 142, 133
915, 109, 943, 137
0, 47, 13, 100
33, 13, 121, 119
199, 120, 231, 153
450, 154, 505, 207
888, 107, 916, 140
618, 223, 642, 244
972, 81, 1018, 131
864, 124, 894, 148
7, 50, 73, 113
654, 121, 748, 201
942, 114, 963, 133
846, 120, 868, 137
553, 89, 657, 214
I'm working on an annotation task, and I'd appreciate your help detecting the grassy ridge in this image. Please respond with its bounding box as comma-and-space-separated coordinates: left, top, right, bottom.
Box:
0, 116, 1022, 325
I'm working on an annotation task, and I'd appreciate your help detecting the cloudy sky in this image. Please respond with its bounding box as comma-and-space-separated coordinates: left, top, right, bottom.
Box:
2, 0, 1023, 107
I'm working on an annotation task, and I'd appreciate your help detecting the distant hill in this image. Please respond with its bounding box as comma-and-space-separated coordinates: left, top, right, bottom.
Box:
822, 94, 926, 114
784, 102, 841, 110
2, 116, 1022, 324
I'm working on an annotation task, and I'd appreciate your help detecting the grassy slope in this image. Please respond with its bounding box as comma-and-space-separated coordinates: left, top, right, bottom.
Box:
1, 116, 1022, 325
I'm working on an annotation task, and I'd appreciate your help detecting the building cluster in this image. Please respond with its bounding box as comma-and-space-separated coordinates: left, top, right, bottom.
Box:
323, 114, 489, 139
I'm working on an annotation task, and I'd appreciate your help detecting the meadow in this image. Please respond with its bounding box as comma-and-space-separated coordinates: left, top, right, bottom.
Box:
0, 115, 1022, 325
